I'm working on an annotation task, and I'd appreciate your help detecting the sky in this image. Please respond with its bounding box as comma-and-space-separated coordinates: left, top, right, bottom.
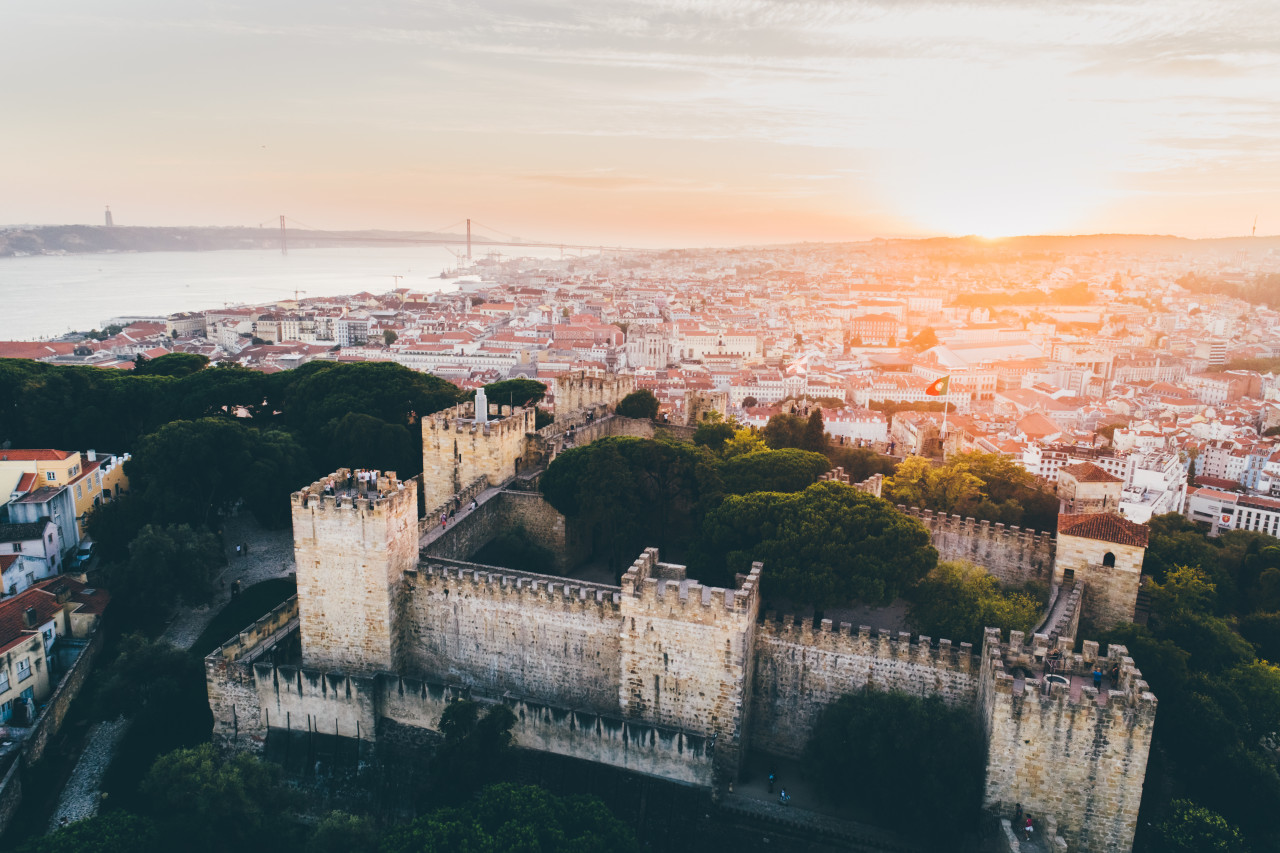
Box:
2, 0, 1278, 246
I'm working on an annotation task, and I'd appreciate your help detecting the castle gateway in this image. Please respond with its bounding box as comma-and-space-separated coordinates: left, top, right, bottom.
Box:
207, 379, 1156, 853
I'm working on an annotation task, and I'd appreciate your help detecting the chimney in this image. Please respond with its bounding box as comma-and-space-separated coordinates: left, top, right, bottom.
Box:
86, 449, 97, 462
22, 607, 38, 629
55, 586, 70, 604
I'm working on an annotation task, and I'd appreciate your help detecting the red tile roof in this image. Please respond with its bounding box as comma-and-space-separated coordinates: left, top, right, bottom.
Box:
1058, 513, 1150, 548
0, 577, 109, 655
0, 450, 73, 462
1060, 462, 1123, 483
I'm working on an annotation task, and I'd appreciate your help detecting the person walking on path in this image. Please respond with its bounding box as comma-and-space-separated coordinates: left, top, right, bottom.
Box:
1093, 667, 1103, 690
1024, 816, 1033, 842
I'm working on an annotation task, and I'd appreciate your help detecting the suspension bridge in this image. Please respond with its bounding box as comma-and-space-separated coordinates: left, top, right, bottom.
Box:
270, 215, 637, 260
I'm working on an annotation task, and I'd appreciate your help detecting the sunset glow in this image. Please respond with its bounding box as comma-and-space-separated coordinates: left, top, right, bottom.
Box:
2, 0, 1278, 244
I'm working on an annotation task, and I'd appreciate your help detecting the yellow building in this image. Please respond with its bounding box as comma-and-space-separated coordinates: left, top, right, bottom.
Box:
0, 449, 130, 539
0, 578, 108, 725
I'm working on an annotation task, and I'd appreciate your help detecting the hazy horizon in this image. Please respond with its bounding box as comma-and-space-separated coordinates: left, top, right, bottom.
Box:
3, 0, 1277, 247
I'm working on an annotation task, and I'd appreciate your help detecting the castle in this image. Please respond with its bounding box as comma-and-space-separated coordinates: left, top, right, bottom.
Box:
206, 374, 1156, 852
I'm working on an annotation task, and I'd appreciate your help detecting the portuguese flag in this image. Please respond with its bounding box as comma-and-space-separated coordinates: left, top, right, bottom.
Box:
925, 375, 951, 396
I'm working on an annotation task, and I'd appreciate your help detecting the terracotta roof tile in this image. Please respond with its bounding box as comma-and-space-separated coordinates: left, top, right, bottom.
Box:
1057, 513, 1149, 548
1060, 462, 1123, 483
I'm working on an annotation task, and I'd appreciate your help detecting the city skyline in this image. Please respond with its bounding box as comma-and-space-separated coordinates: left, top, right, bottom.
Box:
3, 0, 1278, 246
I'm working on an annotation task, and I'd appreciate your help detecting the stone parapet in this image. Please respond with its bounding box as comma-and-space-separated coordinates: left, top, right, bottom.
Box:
620, 548, 761, 620
413, 560, 623, 616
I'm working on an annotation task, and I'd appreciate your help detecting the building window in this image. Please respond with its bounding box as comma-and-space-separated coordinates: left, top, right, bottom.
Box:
0, 700, 10, 723
0, 671, 7, 692
16, 659, 31, 682
75, 484, 82, 500
11, 544, 19, 553
1103, 552, 1116, 568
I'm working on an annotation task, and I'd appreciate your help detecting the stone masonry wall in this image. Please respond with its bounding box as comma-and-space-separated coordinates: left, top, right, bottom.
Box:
422, 404, 536, 514
253, 662, 380, 741
206, 596, 301, 748
618, 549, 761, 781
554, 372, 636, 421
1054, 534, 1144, 630
980, 629, 1155, 853
899, 505, 1057, 587
379, 676, 714, 786
401, 561, 625, 715
293, 470, 419, 673
750, 619, 978, 757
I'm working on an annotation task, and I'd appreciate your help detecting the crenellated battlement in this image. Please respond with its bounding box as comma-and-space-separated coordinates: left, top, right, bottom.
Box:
412, 559, 623, 616
554, 371, 636, 421
425, 402, 536, 438
820, 467, 884, 498
291, 468, 415, 514
620, 548, 761, 620
981, 627, 1157, 718
758, 616, 976, 674
898, 504, 1052, 544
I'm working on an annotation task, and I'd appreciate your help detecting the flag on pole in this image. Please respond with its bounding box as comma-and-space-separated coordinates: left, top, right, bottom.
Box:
925, 375, 951, 396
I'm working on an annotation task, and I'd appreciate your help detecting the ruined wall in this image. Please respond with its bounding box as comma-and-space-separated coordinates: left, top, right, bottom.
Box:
422, 405, 536, 514
750, 619, 978, 757
380, 676, 714, 786
553, 372, 636, 421
684, 390, 728, 426
618, 550, 760, 780
293, 471, 418, 673
898, 505, 1056, 587
402, 562, 625, 715
980, 629, 1155, 853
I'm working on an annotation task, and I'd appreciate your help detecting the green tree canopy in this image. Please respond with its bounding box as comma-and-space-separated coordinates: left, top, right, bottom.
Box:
615, 389, 659, 419
482, 378, 547, 409
1153, 800, 1251, 853
719, 448, 830, 495
906, 561, 1041, 646
111, 525, 224, 628
698, 480, 936, 606
17, 812, 159, 853
761, 412, 807, 449
139, 745, 291, 853
805, 689, 984, 845
381, 783, 639, 853
801, 409, 827, 452
125, 417, 312, 529
692, 419, 735, 453
541, 437, 721, 568
132, 352, 210, 377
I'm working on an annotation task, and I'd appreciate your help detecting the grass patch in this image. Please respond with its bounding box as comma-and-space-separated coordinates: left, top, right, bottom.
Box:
190, 577, 297, 659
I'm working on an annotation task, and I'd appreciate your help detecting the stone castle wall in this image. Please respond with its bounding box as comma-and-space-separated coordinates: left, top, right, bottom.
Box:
422, 404, 536, 514
421, 490, 588, 573
980, 629, 1155, 853
554, 372, 636, 421
749, 619, 978, 757
379, 677, 714, 787
618, 549, 762, 779
1053, 534, 1144, 631
292, 470, 418, 673
401, 561, 625, 715
898, 505, 1057, 587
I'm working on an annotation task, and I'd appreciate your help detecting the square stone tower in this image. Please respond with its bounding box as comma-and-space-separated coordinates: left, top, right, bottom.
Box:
292, 469, 418, 674
421, 403, 536, 517
1055, 513, 1149, 630
619, 549, 762, 784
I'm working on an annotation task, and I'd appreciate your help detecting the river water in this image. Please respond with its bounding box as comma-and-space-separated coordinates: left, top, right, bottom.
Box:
0, 247, 560, 341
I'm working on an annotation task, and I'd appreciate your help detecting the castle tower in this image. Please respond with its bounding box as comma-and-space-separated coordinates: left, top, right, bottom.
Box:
684, 390, 728, 426
421, 404, 536, 517
1055, 513, 1148, 630
1057, 462, 1123, 515
292, 469, 418, 674
979, 629, 1156, 852
619, 549, 762, 785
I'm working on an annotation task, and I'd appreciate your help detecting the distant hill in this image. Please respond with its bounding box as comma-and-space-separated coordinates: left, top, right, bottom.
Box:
0, 224, 495, 258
